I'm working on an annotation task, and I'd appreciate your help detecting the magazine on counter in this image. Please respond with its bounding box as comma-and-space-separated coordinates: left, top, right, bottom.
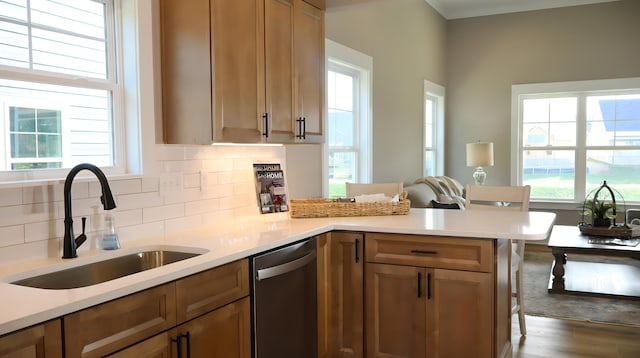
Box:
253, 163, 288, 214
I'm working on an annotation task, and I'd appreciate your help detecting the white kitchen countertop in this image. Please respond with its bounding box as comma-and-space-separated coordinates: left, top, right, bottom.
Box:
0, 208, 556, 336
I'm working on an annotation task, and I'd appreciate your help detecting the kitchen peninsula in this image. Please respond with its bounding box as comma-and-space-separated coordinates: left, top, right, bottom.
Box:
0, 208, 555, 357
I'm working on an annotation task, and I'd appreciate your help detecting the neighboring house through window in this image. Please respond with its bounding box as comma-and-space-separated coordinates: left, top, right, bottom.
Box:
325, 39, 372, 198
511, 78, 640, 203
0, 0, 127, 181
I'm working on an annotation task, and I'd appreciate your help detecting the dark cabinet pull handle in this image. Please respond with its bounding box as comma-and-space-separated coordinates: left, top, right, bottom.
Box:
355, 238, 360, 263
427, 273, 432, 299
302, 117, 306, 139
410, 249, 438, 255
183, 332, 191, 358
171, 336, 182, 358
262, 113, 269, 138
418, 272, 422, 298
296, 117, 304, 139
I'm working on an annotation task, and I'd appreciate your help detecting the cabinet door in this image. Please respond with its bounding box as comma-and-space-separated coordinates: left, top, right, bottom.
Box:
294, 0, 324, 143
330, 232, 364, 357
161, 0, 213, 145
176, 259, 249, 324
316, 234, 331, 358
105, 331, 175, 358
264, 0, 296, 142
365, 263, 426, 358
0, 320, 62, 358
64, 283, 176, 358
177, 297, 251, 358
426, 269, 493, 358
211, 0, 264, 143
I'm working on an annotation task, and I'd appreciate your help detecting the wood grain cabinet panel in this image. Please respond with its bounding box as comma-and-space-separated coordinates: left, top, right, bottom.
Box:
329, 231, 364, 357
294, 0, 325, 143
366, 232, 493, 272
64, 283, 177, 358
364, 233, 504, 358
365, 263, 426, 358
161, 0, 324, 144
0, 320, 62, 358
176, 259, 249, 324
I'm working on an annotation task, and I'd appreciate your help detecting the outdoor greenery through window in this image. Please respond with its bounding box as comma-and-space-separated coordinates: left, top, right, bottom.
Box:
0, 0, 119, 175
513, 79, 640, 203
327, 68, 357, 197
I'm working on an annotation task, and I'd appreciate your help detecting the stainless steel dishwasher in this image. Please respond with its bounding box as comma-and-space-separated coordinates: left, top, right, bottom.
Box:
251, 237, 318, 358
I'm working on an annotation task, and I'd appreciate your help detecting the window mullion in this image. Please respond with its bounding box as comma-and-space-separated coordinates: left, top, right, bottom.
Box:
574, 94, 587, 201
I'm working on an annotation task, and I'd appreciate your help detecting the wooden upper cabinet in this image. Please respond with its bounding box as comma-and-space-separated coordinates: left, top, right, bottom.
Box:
264, 0, 296, 143
161, 0, 213, 145
161, 0, 324, 144
294, 0, 325, 143
211, 0, 265, 143
303, 0, 325, 10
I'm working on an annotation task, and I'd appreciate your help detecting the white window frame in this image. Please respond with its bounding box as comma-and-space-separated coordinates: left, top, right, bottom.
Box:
424, 80, 445, 176
0, 0, 136, 184
511, 77, 640, 207
324, 39, 372, 197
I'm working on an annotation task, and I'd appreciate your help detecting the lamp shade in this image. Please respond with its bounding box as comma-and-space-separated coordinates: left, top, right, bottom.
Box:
466, 142, 494, 167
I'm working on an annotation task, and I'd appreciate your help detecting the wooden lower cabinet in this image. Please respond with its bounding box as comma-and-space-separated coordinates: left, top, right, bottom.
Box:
108, 297, 251, 358
330, 232, 364, 357
365, 263, 493, 358
0, 319, 62, 358
64, 283, 177, 358
365, 263, 426, 358
64, 259, 249, 358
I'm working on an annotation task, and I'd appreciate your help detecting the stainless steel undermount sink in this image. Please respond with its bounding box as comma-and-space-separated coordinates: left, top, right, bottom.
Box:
9, 248, 206, 290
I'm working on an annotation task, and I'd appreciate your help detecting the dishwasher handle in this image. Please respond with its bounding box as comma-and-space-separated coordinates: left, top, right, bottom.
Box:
256, 251, 316, 281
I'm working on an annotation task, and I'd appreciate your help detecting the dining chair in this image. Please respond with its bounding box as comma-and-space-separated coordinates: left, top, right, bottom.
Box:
465, 184, 531, 336
345, 182, 403, 198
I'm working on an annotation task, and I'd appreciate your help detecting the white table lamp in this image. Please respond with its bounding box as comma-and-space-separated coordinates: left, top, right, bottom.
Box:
466, 142, 494, 185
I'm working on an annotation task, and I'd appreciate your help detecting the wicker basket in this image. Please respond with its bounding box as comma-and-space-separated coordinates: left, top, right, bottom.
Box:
578, 223, 640, 239
290, 192, 410, 218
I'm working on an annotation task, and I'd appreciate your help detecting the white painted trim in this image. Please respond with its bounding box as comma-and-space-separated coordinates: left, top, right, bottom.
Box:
324, 39, 373, 196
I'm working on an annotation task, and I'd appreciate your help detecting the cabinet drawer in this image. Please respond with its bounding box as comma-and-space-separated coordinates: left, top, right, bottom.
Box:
0, 319, 62, 358
64, 283, 177, 358
176, 259, 249, 323
365, 233, 493, 272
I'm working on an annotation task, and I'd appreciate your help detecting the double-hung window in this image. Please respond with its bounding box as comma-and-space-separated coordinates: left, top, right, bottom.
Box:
512, 78, 640, 203
0, 0, 123, 180
424, 80, 444, 176
325, 40, 372, 198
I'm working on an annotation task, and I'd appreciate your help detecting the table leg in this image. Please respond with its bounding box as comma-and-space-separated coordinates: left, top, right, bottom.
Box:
551, 251, 566, 291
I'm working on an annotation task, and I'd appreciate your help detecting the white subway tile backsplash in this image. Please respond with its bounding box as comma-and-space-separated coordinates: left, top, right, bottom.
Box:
185, 198, 220, 216
89, 178, 142, 197
0, 188, 22, 206
118, 221, 165, 243
164, 215, 203, 233
0, 225, 25, 247
116, 191, 163, 211
143, 203, 185, 223
0, 145, 286, 266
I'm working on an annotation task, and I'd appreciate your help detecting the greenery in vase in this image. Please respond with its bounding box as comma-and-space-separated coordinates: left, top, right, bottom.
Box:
582, 198, 617, 226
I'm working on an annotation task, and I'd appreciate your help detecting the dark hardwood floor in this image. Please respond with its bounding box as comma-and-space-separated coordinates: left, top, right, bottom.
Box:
512, 315, 640, 358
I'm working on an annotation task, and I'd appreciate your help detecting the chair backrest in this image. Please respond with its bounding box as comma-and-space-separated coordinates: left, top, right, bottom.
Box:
346, 182, 403, 198
465, 185, 531, 212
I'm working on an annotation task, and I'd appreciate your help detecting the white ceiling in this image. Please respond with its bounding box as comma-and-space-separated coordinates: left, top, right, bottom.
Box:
424, 0, 620, 19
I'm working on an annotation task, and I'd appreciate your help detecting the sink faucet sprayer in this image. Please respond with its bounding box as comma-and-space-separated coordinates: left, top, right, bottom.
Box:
63, 163, 117, 259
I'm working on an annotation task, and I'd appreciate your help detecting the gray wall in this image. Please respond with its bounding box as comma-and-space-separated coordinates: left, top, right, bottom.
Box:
325, 0, 447, 184
446, 0, 640, 185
